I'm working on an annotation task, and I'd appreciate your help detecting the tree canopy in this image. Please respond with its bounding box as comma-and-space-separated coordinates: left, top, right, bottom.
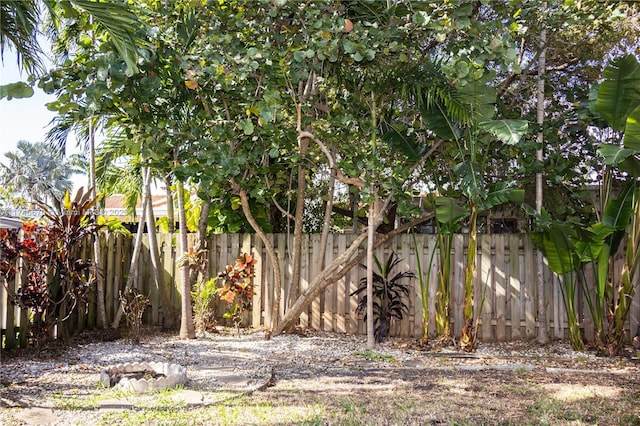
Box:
2, 0, 639, 345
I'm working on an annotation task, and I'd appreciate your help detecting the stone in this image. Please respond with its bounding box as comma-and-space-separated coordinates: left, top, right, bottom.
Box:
13, 407, 58, 425
100, 362, 187, 393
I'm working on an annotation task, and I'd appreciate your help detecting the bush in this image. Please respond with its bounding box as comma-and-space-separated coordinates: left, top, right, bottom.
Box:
350, 252, 414, 342
192, 278, 219, 335
0, 189, 101, 346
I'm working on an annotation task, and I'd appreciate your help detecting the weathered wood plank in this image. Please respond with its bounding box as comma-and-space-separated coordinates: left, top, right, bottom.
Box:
553, 273, 563, 339
252, 236, 263, 328
277, 234, 287, 320
4, 274, 16, 348
336, 234, 347, 333
347, 234, 360, 334
480, 235, 493, 340
263, 234, 274, 329
427, 235, 439, 339
412, 235, 426, 339
298, 234, 310, 328
509, 234, 521, 339
629, 271, 640, 339
400, 235, 412, 338
105, 233, 115, 323
311, 234, 321, 331
523, 237, 536, 338
494, 235, 506, 341
323, 234, 335, 332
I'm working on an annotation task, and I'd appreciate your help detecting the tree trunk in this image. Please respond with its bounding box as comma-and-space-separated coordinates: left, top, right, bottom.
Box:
289, 133, 309, 309
146, 178, 176, 329
318, 170, 337, 269
176, 178, 195, 339
234, 183, 283, 336
189, 198, 211, 286
112, 167, 151, 329
366, 188, 376, 349
88, 117, 107, 329
272, 203, 433, 336
536, 13, 550, 345
366, 92, 378, 349
165, 175, 175, 233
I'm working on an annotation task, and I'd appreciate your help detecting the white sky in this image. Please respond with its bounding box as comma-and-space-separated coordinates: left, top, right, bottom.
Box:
0, 60, 58, 155
0, 49, 88, 190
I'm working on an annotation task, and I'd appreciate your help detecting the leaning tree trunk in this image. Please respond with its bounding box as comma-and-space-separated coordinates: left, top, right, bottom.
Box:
535, 10, 550, 345
145, 178, 176, 329
176, 178, 195, 339
234, 182, 283, 337
112, 167, 151, 329
271, 197, 429, 336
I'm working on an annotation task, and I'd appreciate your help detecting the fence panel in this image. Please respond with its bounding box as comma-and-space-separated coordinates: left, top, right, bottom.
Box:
3, 232, 640, 350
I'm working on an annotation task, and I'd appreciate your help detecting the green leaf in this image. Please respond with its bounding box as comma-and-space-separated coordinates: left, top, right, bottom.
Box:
0, 82, 34, 100
478, 119, 528, 145
539, 228, 583, 274
595, 55, 640, 132
381, 123, 425, 161
239, 119, 254, 135
420, 102, 459, 141
602, 182, 635, 230
597, 144, 635, 166
453, 161, 484, 201
343, 39, 357, 54
435, 197, 468, 225
458, 78, 497, 123
618, 155, 640, 177
478, 183, 524, 211
623, 104, 640, 150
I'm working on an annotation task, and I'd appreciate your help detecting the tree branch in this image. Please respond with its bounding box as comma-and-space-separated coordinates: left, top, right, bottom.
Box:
298, 130, 365, 188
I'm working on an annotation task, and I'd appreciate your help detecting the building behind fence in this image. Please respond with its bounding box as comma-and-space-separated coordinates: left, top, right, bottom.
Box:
2, 233, 640, 349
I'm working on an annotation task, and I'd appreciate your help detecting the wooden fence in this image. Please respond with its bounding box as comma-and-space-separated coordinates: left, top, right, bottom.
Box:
2, 233, 640, 348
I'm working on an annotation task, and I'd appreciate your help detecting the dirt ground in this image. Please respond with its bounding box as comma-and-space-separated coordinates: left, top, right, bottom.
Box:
1, 330, 639, 425
255, 363, 640, 425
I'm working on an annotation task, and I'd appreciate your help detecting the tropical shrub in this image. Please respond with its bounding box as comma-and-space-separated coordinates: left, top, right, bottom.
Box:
351, 252, 414, 343
191, 278, 219, 335
215, 253, 257, 335
0, 188, 101, 346
119, 287, 150, 344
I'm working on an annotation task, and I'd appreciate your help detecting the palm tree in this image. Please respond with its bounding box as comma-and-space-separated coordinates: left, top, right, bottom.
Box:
1, 0, 145, 76
0, 140, 80, 204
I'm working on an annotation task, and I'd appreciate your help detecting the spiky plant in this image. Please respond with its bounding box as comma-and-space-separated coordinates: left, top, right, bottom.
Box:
351, 252, 414, 342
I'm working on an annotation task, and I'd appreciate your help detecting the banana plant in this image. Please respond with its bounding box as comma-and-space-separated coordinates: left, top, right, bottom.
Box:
591, 54, 640, 354
531, 55, 640, 354
382, 66, 526, 349
434, 196, 467, 338
527, 205, 589, 350
421, 75, 527, 352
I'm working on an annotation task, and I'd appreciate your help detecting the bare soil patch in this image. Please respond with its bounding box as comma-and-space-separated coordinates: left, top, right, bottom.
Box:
1, 329, 639, 425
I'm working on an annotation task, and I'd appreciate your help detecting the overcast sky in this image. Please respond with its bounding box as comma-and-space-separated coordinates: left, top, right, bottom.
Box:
0, 48, 88, 191
0, 61, 58, 156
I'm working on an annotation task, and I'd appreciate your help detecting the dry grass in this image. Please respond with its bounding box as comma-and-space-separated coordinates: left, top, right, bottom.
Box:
1, 330, 639, 425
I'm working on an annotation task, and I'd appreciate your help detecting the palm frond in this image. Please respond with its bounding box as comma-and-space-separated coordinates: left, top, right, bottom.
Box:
70, 0, 151, 75
0, 0, 44, 74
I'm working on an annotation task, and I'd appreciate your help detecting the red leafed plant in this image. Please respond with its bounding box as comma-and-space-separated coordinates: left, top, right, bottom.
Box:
0, 188, 101, 346
215, 253, 256, 334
